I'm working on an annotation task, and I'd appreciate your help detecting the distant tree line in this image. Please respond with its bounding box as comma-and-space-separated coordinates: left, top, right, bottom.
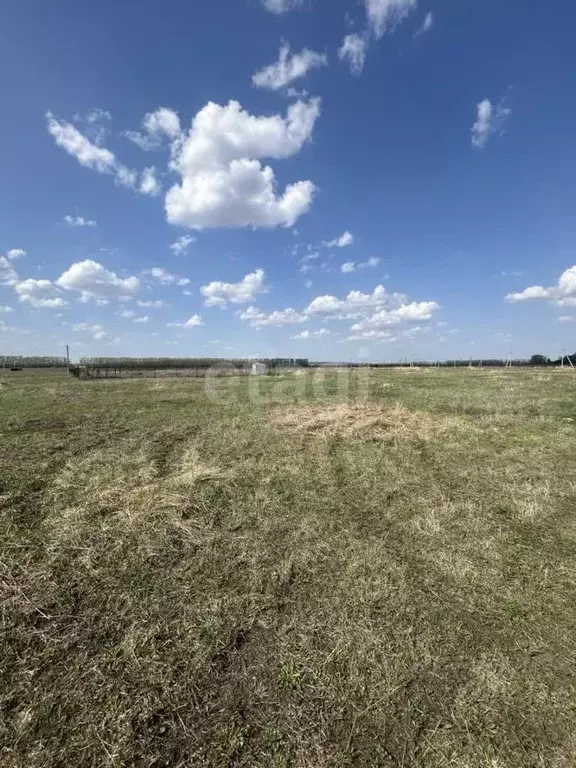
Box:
530, 354, 576, 366
313, 354, 576, 368
0, 356, 68, 368
2, 354, 574, 372
79, 357, 310, 372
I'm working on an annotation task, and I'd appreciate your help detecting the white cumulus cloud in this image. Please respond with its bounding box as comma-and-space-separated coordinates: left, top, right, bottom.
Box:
253, 43, 327, 91
14, 279, 67, 309
341, 262, 355, 273
350, 301, 440, 330
165, 98, 320, 230
339, 34, 367, 76
125, 107, 181, 151
133, 315, 149, 324
236, 280, 438, 339
201, 268, 267, 307
506, 266, 576, 307
6, 249, 26, 260
471, 99, 511, 149
144, 107, 181, 139
306, 285, 404, 317
56, 260, 140, 301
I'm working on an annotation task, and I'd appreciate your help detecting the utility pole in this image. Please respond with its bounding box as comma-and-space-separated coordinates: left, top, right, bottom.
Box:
561, 348, 574, 369
66, 344, 70, 373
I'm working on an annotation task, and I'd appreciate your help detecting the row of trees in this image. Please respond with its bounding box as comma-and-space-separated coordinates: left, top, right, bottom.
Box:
79, 357, 310, 371
80, 355, 576, 371
531, 354, 576, 366
0, 356, 68, 368
1, 354, 573, 370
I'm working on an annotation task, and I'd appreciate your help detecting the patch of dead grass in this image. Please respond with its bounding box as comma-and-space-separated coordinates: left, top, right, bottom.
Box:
44, 443, 232, 546
272, 402, 468, 441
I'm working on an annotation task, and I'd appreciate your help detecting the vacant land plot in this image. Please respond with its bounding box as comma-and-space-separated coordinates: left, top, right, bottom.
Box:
1, 368, 575, 767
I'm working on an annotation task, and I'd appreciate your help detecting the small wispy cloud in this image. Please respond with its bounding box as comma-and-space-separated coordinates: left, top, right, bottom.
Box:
64, 215, 97, 228
169, 234, 196, 255
291, 328, 330, 339
261, 0, 302, 14
323, 231, 354, 248
341, 257, 380, 273
338, 34, 367, 76
472, 98, 511, 149
167, 314, 204, 328
414, 11, 433, 37
252, 43, 327, 91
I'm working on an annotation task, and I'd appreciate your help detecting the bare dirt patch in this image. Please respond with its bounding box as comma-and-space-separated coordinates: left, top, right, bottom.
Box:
272, 402, 465, 440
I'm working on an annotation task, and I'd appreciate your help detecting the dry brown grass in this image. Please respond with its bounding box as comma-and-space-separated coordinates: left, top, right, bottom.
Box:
1, 368, 575, 767
272, 401, 468, 441
44, 443, 232, 553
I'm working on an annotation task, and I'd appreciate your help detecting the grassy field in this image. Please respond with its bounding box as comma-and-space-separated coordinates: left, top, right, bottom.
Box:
1, 367, 575, 767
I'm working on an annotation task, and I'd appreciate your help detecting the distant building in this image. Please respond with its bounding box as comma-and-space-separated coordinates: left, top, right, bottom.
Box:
251, 362, 269, 376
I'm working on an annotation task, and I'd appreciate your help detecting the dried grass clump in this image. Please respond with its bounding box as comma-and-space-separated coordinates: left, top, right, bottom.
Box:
272, 402, 465, 441
44, 444, 232, 546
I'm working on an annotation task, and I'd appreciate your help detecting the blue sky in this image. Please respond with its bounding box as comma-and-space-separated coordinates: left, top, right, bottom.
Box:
1, 0, 576, 362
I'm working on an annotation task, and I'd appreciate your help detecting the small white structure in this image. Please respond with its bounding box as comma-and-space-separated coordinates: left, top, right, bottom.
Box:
251, 362, 269, 376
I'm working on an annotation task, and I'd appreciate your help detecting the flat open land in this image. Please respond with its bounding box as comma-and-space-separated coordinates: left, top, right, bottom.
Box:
1, 368, 575, 767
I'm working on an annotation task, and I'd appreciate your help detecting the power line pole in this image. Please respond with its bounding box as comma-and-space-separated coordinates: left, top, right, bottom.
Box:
561, 348, 574, 369
66, 344, 70, 373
